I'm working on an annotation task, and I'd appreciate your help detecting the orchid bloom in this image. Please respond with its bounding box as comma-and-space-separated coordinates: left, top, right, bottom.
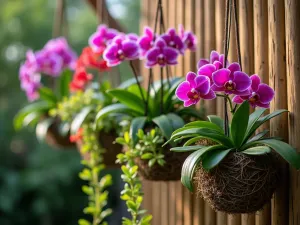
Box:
69, 68, 93, 92
35, 50, 63, 76
138, 26, 155, 57
211, 69, 251, 96
161, 28, 185, 54
145, 38, 179, 68
176, 72, 216, 107
197, 50, 229, 70
232, 75, 274, 108
76, 47, 109, 71
19, 64, 41, 101
179, 24, 197, 51
89, 24, 119, 54
103, 35, 139, 67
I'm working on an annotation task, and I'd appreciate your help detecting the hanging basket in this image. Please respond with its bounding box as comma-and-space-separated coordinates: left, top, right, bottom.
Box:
135, 147, 190, 181
194, 151, 280, 214
45, 121, 75, 149
77, 131, 122, 168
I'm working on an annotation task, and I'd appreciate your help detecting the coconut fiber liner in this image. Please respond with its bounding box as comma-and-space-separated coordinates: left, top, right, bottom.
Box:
46, 122, 74, 148
136, 148, 190, 181
194, 151, 280, 214
77, 131, 122, 168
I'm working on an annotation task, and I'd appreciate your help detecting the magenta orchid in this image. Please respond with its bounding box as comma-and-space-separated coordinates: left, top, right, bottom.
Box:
232, 75, 274, 108
138, 26, 155, 57
19, 64, 41, 101
176, 72, 216, 107
197, 50, 228, 70
103, 35, 139, 66
161, 28, 185, 54
145, 38, 179, 68
35, 50, 63, 76
179, 24, 197, 51
211, 69, 251, 96
89, 24, 119, 54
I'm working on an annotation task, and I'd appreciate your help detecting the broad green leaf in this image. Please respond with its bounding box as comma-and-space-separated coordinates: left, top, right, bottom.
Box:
58, 69, 72, 98
181, 145, 224, 192
36, 117, 55, 142
71, 106, 93, 134
58, 122, 70, 137
243, 139, 300, 169
170, 145, 204, 152
170, 127, 233, 147
230, 101, 250, 147
130, 116, 147, 145
107, 89, 145, 114
14, 101, 51, 130
152, 115, 174, 139
38, 87, 57, 105
242, 146, 271, 155
166, 113, 185, 131
244, 109, 288, 143
22, 111, 43, 127
118, 76, 143, 89
95, 103, 139, 123
185, 121, 224, 133
163, 77, 184, 108
175, 107, 205, 119
202, 148, 232, 171
183, 137, 204, 146
207, 115, 224, 131
247, 130, 269, 143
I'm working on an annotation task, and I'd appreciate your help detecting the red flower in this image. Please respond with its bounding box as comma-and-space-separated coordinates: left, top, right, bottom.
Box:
76, 47, 110, 71
69, 67, 93, 92
70, 128, 83, 143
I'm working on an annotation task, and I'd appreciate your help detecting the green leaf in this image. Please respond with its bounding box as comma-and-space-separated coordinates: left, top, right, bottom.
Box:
95, 103, 138, 124
58, 69, 72, 99
35, 117, 55, 142
202, 148, 232, 171
170, 127, 233, 147
164, 77, 184, 107
22, 111, 43, 127
181, 145, 224, 192
14, 101, 51, 130
230, 101, 250, 147
242, 146, 271, 155
107, 89, 145, 114
175, 107, 204, 119
152, 115, 174, 139
183, 137, 203, 146
141, 153, 154, 159
70, 106, 93, 134
78, 219, 91, 225
247, 130, 269, 143
244, 109, 288, 143
243, 139, 300, 169
207, 115, 224, 131
185, 121, 224, 133
130, 116, 147, 145
118, 76, 143, 89
38, 87, 57, 105
166, 113, 185, 130
148, 158, 156, 167
170, 145, 204, 152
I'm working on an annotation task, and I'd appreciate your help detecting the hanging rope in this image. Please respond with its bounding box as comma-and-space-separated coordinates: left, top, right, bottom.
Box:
233, 0, 242, 70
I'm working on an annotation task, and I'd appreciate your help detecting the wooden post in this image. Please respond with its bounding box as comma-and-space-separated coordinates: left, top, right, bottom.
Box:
254, 1, 271, 224
285, 0, 300, 225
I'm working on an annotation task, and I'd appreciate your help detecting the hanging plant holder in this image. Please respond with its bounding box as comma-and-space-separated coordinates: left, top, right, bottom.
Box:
45, 120, 74, 148
194, 151, 280, 213
77, 131, 122, 168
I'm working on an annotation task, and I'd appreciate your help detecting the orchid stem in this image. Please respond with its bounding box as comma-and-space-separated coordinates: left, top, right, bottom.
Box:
160, 67, 164, 113
129, 61, 146, 107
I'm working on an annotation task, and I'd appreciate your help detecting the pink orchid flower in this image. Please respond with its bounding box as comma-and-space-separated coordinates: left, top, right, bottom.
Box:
178, 24, 197, 51
138, 26, 156, 57
161, 28, 185, 54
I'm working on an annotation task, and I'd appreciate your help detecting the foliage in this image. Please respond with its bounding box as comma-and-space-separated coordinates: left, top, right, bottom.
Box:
78, 124, 112, 225
167, 101, 300, 192
115, 132, 152, 225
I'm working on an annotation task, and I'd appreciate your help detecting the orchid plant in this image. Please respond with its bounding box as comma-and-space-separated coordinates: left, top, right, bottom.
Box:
166, 50, 300, 192
14, 37, 77, 144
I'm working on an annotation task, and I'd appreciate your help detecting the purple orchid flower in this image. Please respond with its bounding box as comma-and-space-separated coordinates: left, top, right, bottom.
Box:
138, 26, 155, 57
232, 75, 274, 108
197, 50, 229, 70
145, 38, 179, 68
178, 24, 197, 51
89, 24, 119, 53
161, 28, 185, 54
44, 37, 77, 69
211, 68, 251, 96
176, 72, 216, 107
35, 50, 63, 76
19, 64, 41, 101
103, 35, 139, 66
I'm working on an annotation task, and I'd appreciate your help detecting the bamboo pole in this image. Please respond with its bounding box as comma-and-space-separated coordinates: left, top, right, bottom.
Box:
160, 182, 169, 225
228, 215, 241, 225
268, 1, 289, 225
285, 0, 300, 224
254, 1, 271, 224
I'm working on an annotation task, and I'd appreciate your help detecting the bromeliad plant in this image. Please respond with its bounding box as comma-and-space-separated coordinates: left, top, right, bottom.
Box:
167, 50, 300, 213
14, 37, 77, 147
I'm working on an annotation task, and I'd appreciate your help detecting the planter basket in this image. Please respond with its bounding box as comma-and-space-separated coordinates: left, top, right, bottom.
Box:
77, 131, 122, 168
136, 148, 190, 181
194, 151, 280, 214
45, 121, 74, 148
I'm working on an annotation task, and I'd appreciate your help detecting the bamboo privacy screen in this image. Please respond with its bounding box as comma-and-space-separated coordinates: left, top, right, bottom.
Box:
139, 0, 300, 225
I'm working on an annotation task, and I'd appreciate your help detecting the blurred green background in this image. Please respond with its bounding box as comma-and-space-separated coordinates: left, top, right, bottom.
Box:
0, 0, 139, 224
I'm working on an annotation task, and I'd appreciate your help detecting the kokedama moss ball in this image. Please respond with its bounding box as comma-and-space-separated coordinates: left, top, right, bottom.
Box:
194, 151, 280, 214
